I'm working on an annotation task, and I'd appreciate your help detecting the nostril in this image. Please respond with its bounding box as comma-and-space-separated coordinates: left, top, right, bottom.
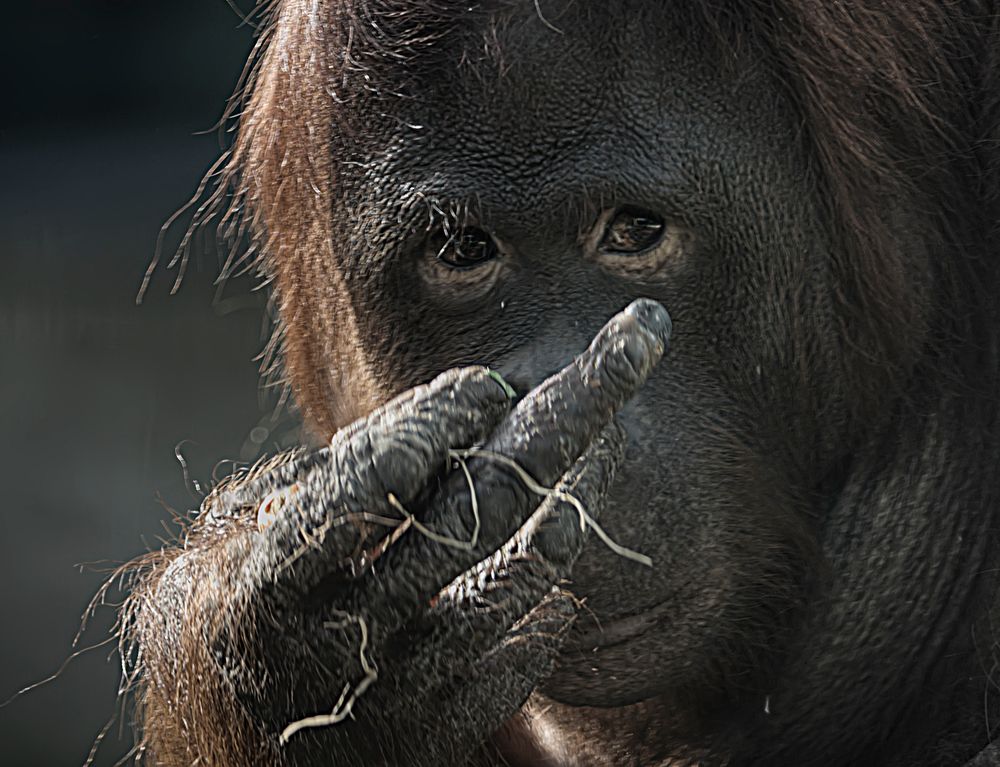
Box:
624, 437, 642, 461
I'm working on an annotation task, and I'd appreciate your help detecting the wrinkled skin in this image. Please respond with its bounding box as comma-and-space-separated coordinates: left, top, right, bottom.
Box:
204, 303, 668, 765
124, 2, 1000, 766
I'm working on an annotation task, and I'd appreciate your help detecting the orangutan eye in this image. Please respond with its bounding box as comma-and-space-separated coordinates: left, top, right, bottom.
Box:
431, 228, 499, 269
599, 208, 666, 255
589, 207, 692, 279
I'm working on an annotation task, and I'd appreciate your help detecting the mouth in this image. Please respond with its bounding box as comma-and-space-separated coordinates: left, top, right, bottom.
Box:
431, 481, 665, 652
563, 599, 673, 650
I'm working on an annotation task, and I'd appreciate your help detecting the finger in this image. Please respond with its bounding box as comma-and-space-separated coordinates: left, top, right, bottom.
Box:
220, 366, 513, 511
382, 425, 625, 709
358, 299, 670, 624
526, 420, 627, 568
481, 297, 670, 489
240, 367, 514, 593
289, 594, 578, 767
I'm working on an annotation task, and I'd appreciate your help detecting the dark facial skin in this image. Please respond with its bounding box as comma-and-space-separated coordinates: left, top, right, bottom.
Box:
123, 2, 1000, 766
326, 0, 843, 740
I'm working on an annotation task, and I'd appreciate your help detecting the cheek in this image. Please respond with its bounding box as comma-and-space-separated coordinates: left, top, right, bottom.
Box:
551, 385, 815, 704
567, 345, 817, 595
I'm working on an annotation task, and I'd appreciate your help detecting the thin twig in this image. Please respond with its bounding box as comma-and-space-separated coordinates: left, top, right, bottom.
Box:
449, 448, 653, 567
279, 613, 378, 744
276, 511, 404, 574
384, 453, 482, 552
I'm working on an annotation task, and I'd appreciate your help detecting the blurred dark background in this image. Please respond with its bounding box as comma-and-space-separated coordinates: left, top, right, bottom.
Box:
0, 3, 301, 764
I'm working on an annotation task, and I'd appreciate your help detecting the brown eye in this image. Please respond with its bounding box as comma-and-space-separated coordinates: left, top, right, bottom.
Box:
599, 207, 666, 254
432, 228, 498, 269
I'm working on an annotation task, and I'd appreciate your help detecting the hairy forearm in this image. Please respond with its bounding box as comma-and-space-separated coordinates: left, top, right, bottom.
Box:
123, 511, 282, 766
124, 533, 513, 767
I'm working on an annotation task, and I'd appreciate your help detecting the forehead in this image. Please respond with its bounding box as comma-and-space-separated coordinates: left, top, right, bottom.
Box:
341, 2, 800, 230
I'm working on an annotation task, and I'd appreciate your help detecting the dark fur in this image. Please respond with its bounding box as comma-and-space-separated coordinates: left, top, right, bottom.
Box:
122, 2, 1000, 765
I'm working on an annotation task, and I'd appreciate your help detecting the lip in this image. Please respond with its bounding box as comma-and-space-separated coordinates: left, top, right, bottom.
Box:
564, 598, 674, 650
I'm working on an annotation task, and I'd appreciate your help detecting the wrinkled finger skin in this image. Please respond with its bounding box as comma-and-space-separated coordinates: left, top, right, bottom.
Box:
129, 301, 669, 767
352, 298, 670, 629
385, 425, 627, 715
240, 366, 514, 598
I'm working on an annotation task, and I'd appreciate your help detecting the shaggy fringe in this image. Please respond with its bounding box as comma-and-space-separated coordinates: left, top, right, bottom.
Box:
116, 451, 304, 765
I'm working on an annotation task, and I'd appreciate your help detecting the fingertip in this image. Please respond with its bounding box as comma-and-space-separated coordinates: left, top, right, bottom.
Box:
428, 366, 516, 409
623, 298, 672, 349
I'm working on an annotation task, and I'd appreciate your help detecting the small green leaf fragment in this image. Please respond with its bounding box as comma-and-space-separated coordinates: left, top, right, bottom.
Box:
487, 369, 517, 400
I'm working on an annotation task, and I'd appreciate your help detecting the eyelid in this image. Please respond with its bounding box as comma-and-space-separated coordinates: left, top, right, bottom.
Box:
586, 207, 660, 251
586, 207, 693, 277
428, 226, 500, 269
417, 224, 509, 303
600, 208, 667, 254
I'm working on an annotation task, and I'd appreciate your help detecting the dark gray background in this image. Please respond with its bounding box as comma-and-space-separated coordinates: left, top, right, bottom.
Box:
0, 3, 299, 763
